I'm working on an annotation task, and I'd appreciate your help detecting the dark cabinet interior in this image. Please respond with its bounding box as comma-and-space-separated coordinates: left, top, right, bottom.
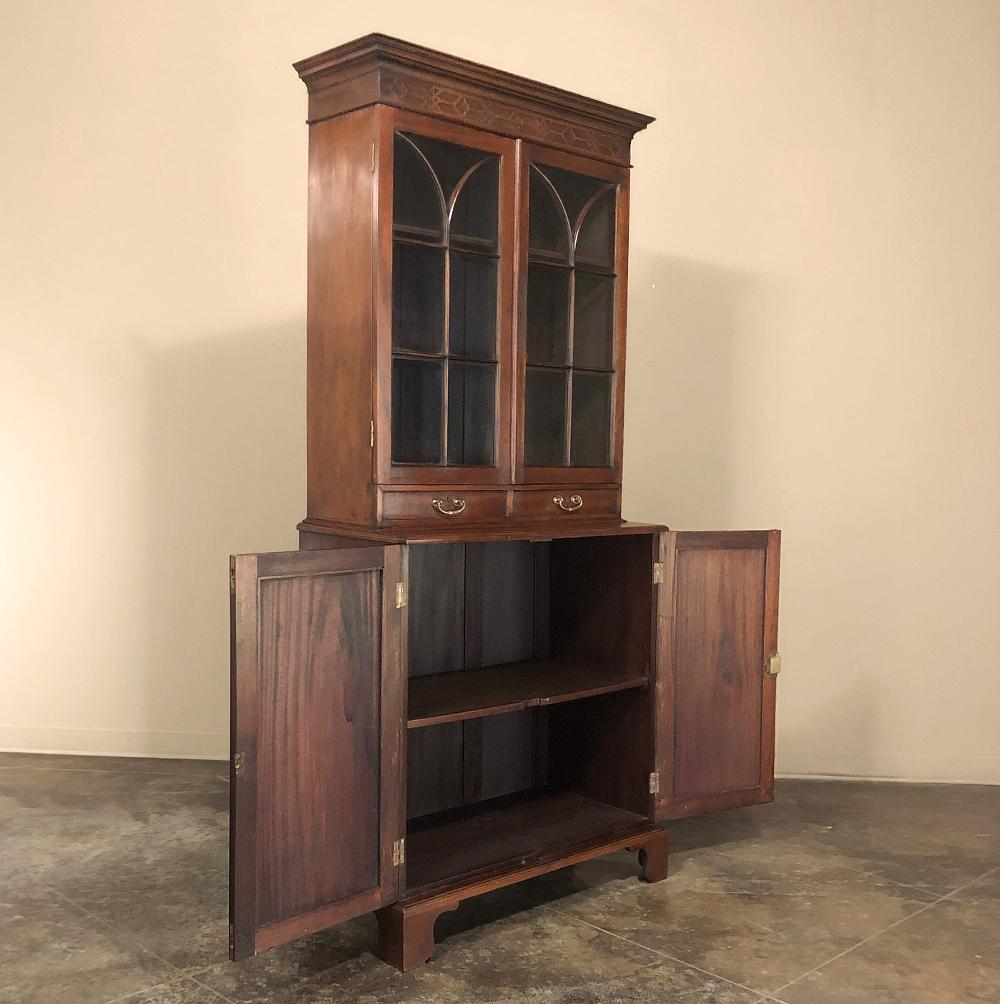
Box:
229, 34, 782, 975
404, 536, 655, 874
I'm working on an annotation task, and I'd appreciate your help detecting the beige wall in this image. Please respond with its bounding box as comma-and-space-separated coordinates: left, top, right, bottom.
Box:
2, 1, 998, 781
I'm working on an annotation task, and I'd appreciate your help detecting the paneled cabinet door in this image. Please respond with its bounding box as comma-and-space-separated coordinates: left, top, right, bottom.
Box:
229, 546, 407, 959
654, 531, 780, 822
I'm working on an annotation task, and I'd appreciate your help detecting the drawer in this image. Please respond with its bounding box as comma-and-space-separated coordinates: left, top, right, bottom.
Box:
380, 489, 508, 523
510, 488, 619, 520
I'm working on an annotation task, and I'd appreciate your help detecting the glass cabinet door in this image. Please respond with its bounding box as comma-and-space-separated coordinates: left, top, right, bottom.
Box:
520, 151, 625, 479
387, 121, 513, 481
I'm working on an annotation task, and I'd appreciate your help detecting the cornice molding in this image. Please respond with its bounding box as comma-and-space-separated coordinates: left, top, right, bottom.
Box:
294, 34, 654, 165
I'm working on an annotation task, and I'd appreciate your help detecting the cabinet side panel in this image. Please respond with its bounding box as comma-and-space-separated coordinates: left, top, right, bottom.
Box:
306, 107, 378, 524
256, 569, 381, 925
672, 545, 766, 804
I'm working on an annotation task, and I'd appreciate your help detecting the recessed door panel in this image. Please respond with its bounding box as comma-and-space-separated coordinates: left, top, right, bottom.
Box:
655, 531, 780, 822
230, 546, 406, 958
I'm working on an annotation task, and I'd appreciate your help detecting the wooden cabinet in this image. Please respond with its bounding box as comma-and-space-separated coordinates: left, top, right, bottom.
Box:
229, 34, 782, 973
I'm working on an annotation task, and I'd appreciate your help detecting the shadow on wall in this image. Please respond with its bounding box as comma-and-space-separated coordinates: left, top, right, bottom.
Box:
140, 322, 306, 757
623, 252, 758, 530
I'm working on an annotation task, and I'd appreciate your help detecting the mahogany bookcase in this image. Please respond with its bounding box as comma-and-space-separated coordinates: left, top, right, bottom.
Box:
228, 35, 781, 972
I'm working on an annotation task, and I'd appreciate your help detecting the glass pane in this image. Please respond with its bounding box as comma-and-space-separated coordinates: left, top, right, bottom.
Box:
411, 134, 491, 201
392, 358, 442, 464
570, 371, 612, 467
450, 158, 499, 251
526, 264, 570, 366
575, 187, 617, 268
528, 168, 570, 260
393, 134, 444, 240
447, 362, 496, 466
449, 251, 497, 360
541, 164, 607, 228
392, 243, 444, 353
524, 367, 567, 467
573, 272, 615, 370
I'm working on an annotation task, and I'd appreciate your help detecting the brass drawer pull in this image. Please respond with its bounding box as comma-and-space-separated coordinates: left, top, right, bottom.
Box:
431, 497, 466, 516
553, 494, 583, 513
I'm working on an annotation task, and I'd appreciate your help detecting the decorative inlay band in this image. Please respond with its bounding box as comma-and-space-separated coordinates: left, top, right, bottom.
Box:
380, 70, 630, 162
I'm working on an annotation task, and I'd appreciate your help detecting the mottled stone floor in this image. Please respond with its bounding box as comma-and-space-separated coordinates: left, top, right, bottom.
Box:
1, 754, 998, 1003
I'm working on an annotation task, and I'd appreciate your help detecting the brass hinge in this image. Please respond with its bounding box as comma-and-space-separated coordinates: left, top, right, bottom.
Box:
765, 654, 782, 678
652, 562, 664, 584
392, 838, 405, 866
395, 581, 408, 608
369, 420, 374, 449
370, 141, 376, 172
648, 771, 660, 794
233, 751, 246, 775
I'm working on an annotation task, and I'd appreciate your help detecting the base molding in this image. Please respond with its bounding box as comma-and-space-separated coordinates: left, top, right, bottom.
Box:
0, 726, 228, 761
376, 826, 668, 971
777, 752, 1000, 786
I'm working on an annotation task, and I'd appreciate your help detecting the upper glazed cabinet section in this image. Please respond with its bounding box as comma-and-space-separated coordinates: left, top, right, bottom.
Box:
295, 35, 652, 525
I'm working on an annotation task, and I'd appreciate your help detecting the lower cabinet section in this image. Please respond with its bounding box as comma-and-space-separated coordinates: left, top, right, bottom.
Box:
229, 528, 779, 967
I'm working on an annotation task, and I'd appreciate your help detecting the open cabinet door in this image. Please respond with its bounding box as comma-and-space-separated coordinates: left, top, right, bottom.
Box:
229, 546, 407, 959
655, 531, 780, 822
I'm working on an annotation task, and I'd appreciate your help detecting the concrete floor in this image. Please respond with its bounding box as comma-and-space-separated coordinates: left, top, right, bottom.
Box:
1, 753, 998, 1003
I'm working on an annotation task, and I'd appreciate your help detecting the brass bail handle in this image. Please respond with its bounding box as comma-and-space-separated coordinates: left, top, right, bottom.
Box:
553, 494, 584, 513
431, 497, 466, 516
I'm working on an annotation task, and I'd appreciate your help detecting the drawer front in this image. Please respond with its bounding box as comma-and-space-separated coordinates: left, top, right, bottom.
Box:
380, 490, 508, 523
510, 488, 620, 521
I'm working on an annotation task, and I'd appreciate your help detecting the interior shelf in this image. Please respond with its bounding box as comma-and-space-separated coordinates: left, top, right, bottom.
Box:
407, 657, 648, 729
405, 790, 651, 893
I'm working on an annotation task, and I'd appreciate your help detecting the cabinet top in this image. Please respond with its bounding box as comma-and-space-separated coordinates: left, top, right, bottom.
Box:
293, 33, 654, 166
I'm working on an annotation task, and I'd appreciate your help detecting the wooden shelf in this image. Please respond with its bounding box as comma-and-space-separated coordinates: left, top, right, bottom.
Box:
405, 790, 651, 895
407, 658, 648, 729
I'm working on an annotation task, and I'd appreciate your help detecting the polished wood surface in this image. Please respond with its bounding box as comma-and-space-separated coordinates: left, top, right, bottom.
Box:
229, 546, 405, 959
657, 531, 781, 821
298, 515, 666, 544
408, 657, 648, 729
406, 790, 651, 893
305, 108, 380, 526
294, 34, 653, 167
509, 486, 619, 520
380, 488, 508, 522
